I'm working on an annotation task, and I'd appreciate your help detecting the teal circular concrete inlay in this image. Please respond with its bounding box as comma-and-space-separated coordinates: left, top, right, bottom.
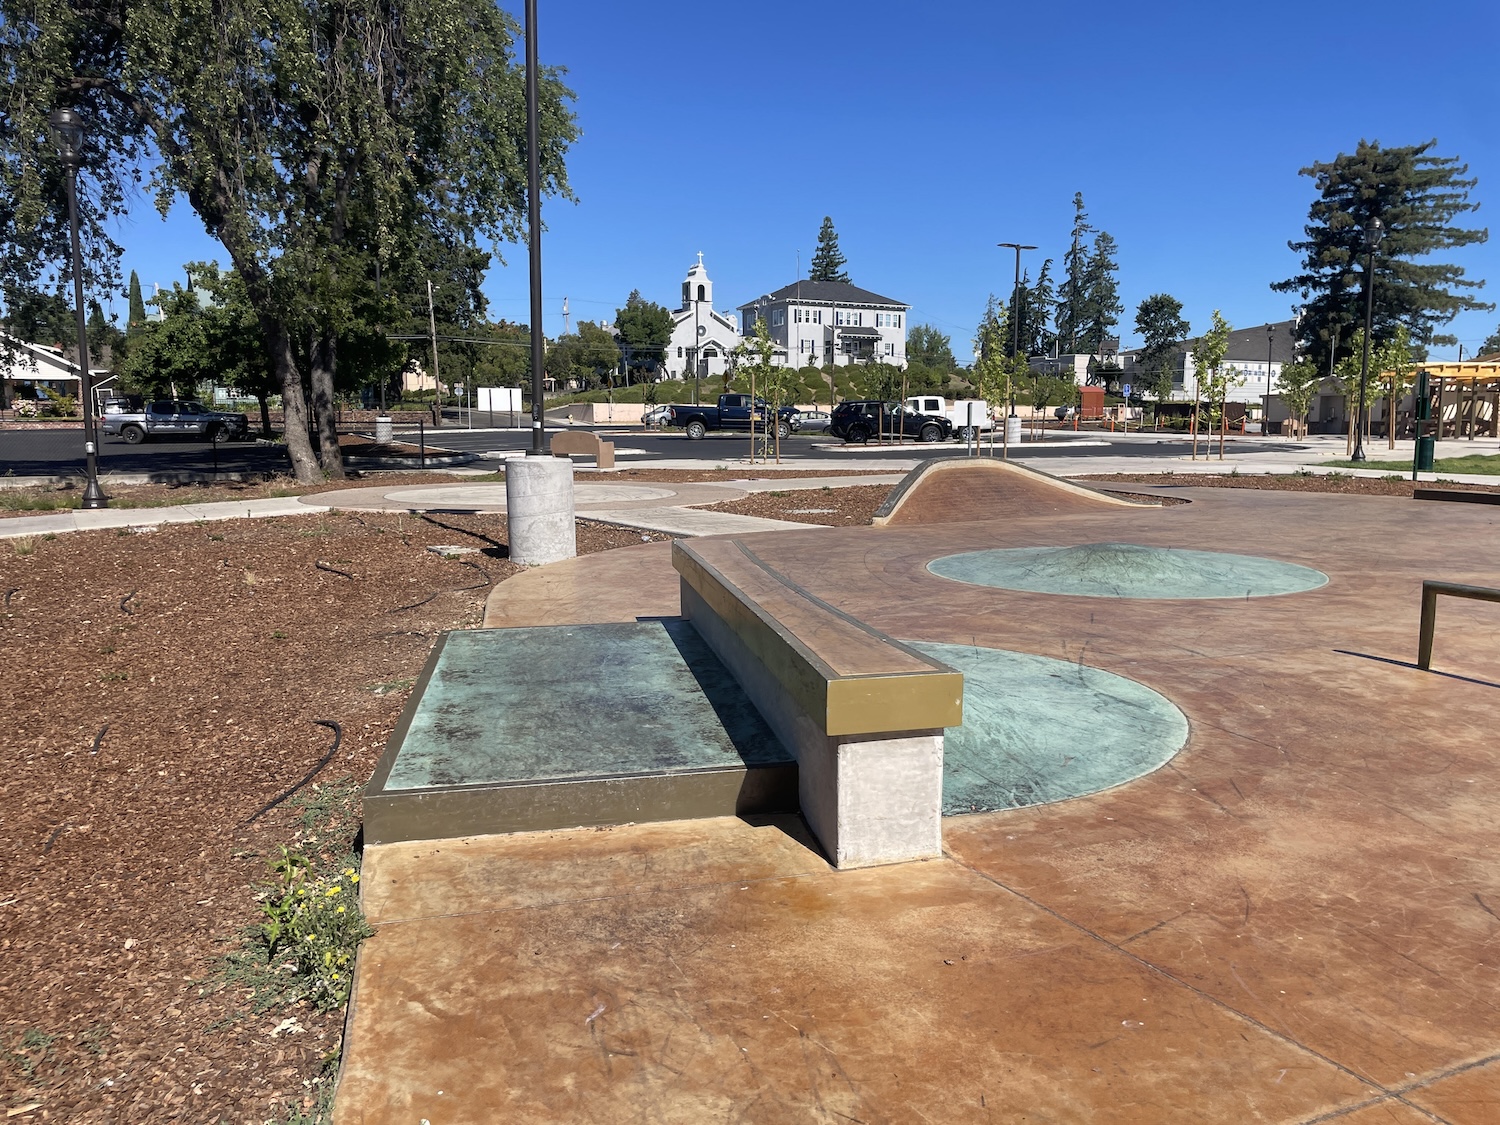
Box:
928, 542, 1327, 600
908, 642, 1189, 815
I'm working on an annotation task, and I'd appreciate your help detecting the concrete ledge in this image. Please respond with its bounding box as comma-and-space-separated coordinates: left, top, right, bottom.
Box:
673, 537, 961, 868
872, 456, 1154, 526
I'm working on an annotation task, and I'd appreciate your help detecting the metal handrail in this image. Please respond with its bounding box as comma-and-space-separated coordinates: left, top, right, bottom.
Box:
1418, 580, 1500, 669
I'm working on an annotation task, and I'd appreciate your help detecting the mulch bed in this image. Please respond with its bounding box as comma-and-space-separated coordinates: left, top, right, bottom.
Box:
1076, 472, 1500, 498
699, 484, 894, 526
0, 515, 669, 1123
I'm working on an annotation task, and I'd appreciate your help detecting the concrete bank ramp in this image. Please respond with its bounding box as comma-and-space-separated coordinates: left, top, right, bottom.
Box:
872, 457, 1154, 526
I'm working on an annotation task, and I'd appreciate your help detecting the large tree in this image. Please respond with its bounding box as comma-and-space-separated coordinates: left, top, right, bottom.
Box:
1479, 325, 1500, 357
810, 217, 850, 283
1, 0, 577, 482
1056, 193, 1093, 352
1079, 230, 1123, 355
1134, 294, 1189, 400
614, 290, 673, 380
906, 324, 956, 371
1018, 259, 1056, 357
1272, 140, 1491, 363
126, 270, 147, 337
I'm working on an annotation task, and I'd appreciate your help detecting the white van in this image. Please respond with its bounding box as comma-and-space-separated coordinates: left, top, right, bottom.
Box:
905, 396, 994, 440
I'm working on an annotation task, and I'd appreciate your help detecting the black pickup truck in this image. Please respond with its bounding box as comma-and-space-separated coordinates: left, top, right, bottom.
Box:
666, 393, 799, 440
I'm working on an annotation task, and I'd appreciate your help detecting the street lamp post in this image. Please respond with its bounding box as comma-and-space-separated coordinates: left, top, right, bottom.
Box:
1351, 218, 1385, 463
1264, 324, 1274, 438
996, 242, 1036, 458
523, 0, 546, 455
48, 108, 107, 509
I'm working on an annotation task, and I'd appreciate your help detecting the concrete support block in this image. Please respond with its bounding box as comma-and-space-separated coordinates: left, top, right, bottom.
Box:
682, 582, 944, 868
506, 454, 576, 566
374, 416, 393, 445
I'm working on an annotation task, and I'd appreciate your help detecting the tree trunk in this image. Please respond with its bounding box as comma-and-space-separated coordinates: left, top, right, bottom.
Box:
1218, 393, 1226, 459
261, 316, 321, 483
257, 393, 272, 438
310, 331, 345, 480
1190, 400, 1199, 460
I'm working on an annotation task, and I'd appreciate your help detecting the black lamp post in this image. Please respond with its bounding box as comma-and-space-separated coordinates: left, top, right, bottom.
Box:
996, 242, 1037, 360
48, 108, 107, 509
1264, 324, 1274, 438
523, 0, 546, 455
1351, 217, 1385, 463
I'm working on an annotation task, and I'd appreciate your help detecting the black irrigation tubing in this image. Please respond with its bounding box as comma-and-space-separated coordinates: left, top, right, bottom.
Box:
42, 825, 66, 854
91, 724, 108, 755
238, 719, 343, 828
119, 590, 137, 615
388, 560, 491, 614
315, 560, 355, 580
4, 587, 18, 608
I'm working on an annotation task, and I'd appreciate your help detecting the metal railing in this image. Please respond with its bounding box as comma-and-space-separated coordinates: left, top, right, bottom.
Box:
1417, 580, 1500, 669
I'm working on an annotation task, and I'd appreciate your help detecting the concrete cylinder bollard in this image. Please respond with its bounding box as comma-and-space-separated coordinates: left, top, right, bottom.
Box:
374, 416, 394, 445
1005, 416, 1022, 445
506, 454, 576, 566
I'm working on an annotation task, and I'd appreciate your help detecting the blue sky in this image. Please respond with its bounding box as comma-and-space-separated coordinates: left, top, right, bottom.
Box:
110, 0, 1499, 359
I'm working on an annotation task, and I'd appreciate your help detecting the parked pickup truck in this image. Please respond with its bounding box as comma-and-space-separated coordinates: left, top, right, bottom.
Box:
905, 395, 994, 441
666, 394, 798, 440
830, 400, 954, 443
101, 399, 251, 444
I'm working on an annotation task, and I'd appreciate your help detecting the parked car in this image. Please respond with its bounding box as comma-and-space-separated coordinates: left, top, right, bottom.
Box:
665, 393, 798, 440
642, 403, 673, 428
830, 400, 952, 443
789, 408, 831, 434
100, 399, 251, 444
904, 395, 995, 441
1053, 405, 1077, 421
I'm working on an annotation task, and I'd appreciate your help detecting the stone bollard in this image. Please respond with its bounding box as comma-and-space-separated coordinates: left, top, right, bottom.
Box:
506, 455, 576, 565
374, 416, 394, 445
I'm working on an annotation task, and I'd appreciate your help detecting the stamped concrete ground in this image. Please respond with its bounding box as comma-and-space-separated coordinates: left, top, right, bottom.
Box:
335, 477, 1500, 1124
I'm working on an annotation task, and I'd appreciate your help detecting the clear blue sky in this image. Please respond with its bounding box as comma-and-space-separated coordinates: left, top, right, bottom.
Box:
111, 0, 1499, 360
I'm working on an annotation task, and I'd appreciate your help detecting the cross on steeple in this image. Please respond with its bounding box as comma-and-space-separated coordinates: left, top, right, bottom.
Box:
697, 251, 704, 267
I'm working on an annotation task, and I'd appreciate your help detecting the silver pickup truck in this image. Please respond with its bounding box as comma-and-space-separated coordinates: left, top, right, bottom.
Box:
100, 399, 251, 444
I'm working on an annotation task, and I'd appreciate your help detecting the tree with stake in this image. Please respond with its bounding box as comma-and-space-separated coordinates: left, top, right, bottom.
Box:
1276, 360, 1321, 439
1189, 311, 1231, 460
1376, 325, 1413, 448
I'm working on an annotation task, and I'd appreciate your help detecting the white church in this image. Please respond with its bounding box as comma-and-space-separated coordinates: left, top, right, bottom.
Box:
663, 255, 743, 382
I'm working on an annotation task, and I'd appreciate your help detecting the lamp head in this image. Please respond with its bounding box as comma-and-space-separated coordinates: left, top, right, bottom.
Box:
1362, 217, 1385, 251
48, 107, 85, 168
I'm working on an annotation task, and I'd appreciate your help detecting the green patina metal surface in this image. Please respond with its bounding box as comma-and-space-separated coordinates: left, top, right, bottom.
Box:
385, 621, 790, 791
909, 642, 1189, 815
928, 542, 1328, 600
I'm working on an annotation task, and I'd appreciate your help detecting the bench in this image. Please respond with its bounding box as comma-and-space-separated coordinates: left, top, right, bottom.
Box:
1418, 580, 1500, 669
673, 538, 963, 868
551, 431, 615, 469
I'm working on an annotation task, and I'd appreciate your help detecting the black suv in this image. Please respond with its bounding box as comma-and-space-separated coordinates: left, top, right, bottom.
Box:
830, 400, 952, 443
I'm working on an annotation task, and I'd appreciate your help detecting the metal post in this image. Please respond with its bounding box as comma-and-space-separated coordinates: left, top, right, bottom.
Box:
1265, 324, 1274, 438
1352, 220, 1383, 462
57, 131, 107, 507
418, 418, 426, 468
427, 279, 442, 427
524, 0, 546, 455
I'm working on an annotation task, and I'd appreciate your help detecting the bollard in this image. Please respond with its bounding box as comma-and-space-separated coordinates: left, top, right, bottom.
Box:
418, 419, 426, 468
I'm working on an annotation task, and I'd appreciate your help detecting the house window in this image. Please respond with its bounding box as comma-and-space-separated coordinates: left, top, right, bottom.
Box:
772, 308, 786, 326
677, 346, 683, 357
885, 343, 895, 357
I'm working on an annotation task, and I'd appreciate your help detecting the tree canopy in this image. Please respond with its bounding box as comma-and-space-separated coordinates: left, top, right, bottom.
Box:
906, 324, 956, 371
1055, 193, 1120, 355
1272, 139, 1491, 361
614, 290, 673, 378
1478, 325, 1500, 357
1134, 294, 1189, 399
1, 0, 577, 481
810, 217, 850, 283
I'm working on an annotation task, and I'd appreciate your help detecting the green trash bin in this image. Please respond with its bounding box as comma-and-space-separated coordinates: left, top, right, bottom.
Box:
1415, 435, 1436, 471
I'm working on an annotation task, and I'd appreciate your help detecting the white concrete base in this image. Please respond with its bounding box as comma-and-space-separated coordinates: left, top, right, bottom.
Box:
681, 583, 944, 868
374, 416, 394, 444
506, 455, 576, 566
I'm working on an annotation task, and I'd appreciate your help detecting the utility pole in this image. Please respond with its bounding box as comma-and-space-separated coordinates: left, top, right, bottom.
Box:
562, 295, 569, 337
427, 279, 443, 426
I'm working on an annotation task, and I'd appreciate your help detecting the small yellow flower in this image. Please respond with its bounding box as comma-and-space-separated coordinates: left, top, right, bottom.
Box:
324, 886, 341, 897
305, 934, 316, 943
336, 905, 346, 914
350, 874, 359, 883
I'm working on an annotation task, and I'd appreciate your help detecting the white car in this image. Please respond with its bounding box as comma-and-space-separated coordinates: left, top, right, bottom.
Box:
790, 409, 831, 434
642, 403, 673, 427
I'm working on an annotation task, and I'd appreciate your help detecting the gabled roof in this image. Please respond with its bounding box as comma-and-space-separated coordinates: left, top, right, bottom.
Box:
0, 332, 87, 380
741, 280, 908, 309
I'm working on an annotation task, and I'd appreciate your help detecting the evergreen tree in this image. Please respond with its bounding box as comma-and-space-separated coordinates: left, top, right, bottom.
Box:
127, 271, 146, 337
1134, 294, 1189, 399
614, 289, 673, 379
1478, 325, 1500, 357
1079, 230, 1123, 354
1056, 193, 1093, 351
1021, 259, 1056, 357
1272, 140, 1492, 362
809, 217, 850, 283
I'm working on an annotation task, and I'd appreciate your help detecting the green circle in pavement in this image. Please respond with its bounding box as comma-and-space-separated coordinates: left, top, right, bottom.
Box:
928, 542, 1327, 599
908, 642, 1189, 815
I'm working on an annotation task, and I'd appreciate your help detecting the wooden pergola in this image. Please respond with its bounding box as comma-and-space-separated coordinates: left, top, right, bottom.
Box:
1406, 360, 1500, 440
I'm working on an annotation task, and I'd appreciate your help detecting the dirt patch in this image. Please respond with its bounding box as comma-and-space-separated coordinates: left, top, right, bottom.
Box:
1076, 472, 1500, 498
699, 484, 894, 526
0, 515, 669, 1123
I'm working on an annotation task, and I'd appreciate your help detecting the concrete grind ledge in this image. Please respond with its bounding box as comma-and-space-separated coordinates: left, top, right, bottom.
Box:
673, 537, 961, 868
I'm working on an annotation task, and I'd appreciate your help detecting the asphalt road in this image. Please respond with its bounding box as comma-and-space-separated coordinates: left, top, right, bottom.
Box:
1, 421, 1313, 477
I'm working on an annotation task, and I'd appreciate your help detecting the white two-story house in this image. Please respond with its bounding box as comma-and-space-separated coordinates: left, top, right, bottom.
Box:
737, 280, 909, 368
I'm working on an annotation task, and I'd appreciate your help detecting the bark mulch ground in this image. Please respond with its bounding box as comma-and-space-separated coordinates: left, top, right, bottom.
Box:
0, 515, 669, 1124
699, 484, 895, 526
1076, 471, 1500, 498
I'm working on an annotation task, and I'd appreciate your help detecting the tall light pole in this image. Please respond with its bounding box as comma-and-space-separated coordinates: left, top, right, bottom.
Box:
1351, 218, 1385, 463
997, 242, 1036, 454
1264, 324, 1274, 438
48, 108, 107, 509
524, 0, 546, 455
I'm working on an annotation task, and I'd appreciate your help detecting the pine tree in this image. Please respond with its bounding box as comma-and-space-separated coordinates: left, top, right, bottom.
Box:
1022, 259, 1056, 357
127, 270, 146, 337
809, 217, 850, 283
1079, 231, 1123, 355
1056, 193, 1093, 352
1134, 294, 1188, 398
1477, 325, 1500, 357
1272, 140, 1492, 362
